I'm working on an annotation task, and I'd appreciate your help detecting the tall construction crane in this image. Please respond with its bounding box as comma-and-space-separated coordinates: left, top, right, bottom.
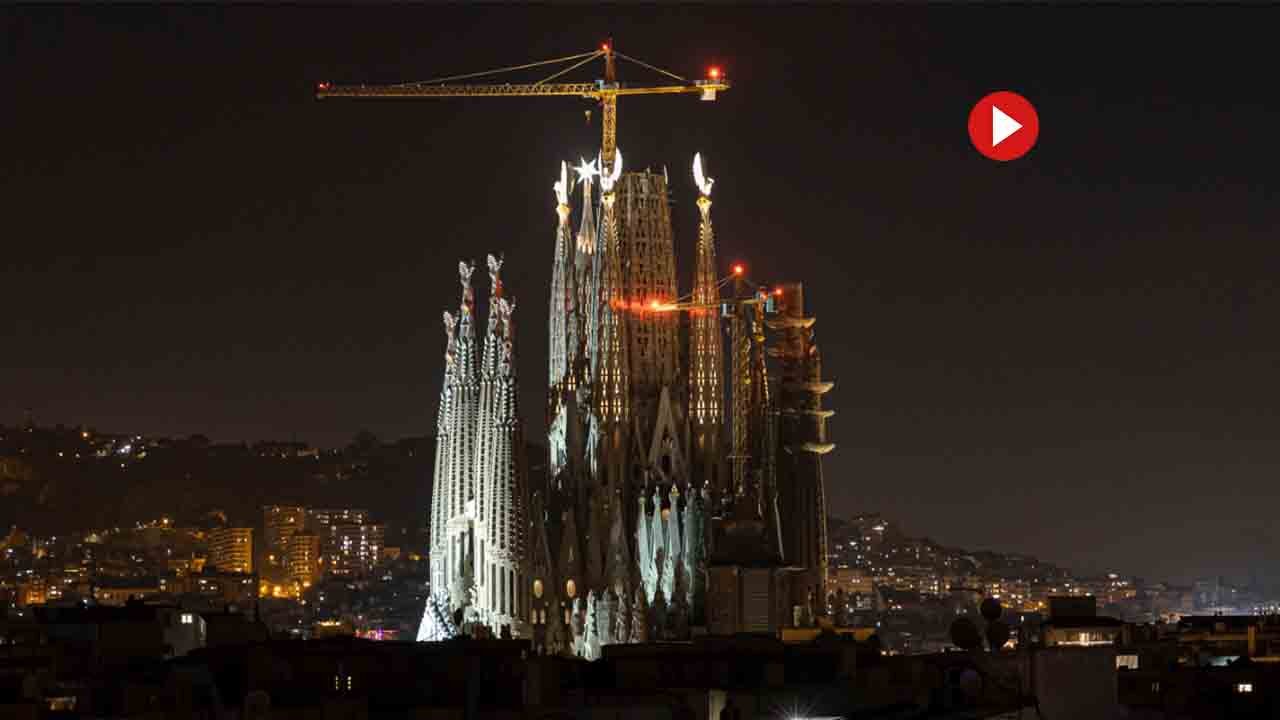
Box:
315, 42, 729, 175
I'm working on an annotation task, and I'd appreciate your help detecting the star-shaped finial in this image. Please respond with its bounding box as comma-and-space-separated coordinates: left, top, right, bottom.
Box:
573, 156, 599, 185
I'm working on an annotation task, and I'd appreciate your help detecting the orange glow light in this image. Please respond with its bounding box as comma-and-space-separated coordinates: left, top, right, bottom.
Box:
602, 43, 610, 52
732, 264, 745, 275
709, 67, 721, 79
774, 287, 783, 296
650, 299, 661, 309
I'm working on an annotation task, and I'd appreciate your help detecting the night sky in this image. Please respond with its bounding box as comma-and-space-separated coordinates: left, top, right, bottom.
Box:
6, 6, 1280, 586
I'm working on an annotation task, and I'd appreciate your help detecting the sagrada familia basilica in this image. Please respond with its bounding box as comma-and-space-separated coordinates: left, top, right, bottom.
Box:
418, 151, 836, 658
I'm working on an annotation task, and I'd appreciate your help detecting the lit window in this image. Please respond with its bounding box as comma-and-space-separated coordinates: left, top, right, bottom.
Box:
1237, 683, 1253, 694
181, 613, 194, 625
1116, 654, 1138, 670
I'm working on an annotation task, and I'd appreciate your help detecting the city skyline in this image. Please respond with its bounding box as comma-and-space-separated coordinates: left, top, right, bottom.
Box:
6, 6, 1280, 589
0, 416, 1259, 595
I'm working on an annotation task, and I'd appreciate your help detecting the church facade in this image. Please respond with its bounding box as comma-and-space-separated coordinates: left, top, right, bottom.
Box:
419, 153, 835, 656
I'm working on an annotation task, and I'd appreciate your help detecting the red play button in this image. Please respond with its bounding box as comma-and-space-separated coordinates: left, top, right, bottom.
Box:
968, 91, 1039, 162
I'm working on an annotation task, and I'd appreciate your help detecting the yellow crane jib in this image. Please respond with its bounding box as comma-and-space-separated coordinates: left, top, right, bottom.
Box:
315, 44, 729, 172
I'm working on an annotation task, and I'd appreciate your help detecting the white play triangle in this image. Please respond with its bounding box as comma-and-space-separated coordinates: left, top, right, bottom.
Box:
991, 105, 1022, 147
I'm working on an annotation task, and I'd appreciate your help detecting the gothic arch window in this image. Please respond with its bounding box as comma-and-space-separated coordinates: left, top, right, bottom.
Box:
533, 578, 544, 599
566, 578, 577, 599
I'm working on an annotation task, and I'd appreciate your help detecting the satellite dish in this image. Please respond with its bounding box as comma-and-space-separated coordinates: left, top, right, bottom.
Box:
950, 617, 982, 651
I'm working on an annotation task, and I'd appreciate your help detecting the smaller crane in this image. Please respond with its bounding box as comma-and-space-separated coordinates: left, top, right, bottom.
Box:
316, 42, 729, 176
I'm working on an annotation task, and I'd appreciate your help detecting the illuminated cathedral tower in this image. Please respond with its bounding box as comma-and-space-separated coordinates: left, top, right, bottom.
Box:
688, 153, 726, 498
419, 255, 528, 642
422, 150, 835, 651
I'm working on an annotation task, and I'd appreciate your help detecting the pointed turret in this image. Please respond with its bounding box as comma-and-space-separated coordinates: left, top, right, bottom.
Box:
574, 157, 601, 373
689, 153, 726, 497
549, 161, 577, 402
433, 261, 483, 614
476, 255, 505, 547
418, 261, 483, 636
423, 252, 531, 641
451, 260, 480, 512
428, 310, 459, 604
475, 268, 529, 636
595, 149, 630, 428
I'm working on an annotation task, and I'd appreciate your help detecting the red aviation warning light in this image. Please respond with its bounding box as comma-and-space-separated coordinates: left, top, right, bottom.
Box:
732, 264, 745, 276
699, 65, 724, 101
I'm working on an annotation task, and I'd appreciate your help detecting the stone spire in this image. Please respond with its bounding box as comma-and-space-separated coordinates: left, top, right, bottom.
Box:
549, 162, 579, 488
574, 157, 601, 375
595, 149, 630, 428
475, 255, 505, 539
454, 260, 479, 380
475, 286, 528, 636
549, 161, 577, 403
445, 262, 482, 599
591, 149, 632, 588
689, 153, 726, 497
452, 260, 481, 511
421, 254, 530, 641
428, 310, 458, 603
424, 260, 483, 630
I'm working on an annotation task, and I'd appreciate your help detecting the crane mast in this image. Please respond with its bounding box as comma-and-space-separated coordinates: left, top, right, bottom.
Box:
316, 43, 729, 175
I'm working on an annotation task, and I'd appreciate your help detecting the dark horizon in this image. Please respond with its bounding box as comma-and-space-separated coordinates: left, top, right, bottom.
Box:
6, 6, 1280, 587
